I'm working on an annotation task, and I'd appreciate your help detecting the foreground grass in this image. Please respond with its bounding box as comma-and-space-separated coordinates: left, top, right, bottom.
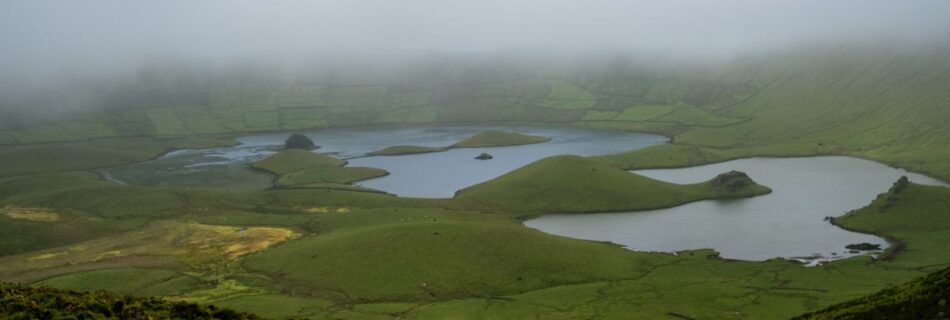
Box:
793, 266, 950, 320
1, 281, 261, 320
242, 208, 658, 302
455, 155, 770, 215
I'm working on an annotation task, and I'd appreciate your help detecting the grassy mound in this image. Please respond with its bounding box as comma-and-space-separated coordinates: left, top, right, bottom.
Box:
793, 266, 950, 320
455, 155, 770, 214
452, 130, 550, 148
254, 149, 389, 188
276, 166, 388, 186
367, 145, 447, 156
0, 281, 262, 319
252, 149, 344, 175
242, 208, 655, 302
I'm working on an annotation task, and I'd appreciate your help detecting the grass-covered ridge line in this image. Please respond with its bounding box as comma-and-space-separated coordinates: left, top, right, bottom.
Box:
0, 281, 263, 319
452, 130, 550, 148
455, 155, 770, 215
792, 265, 950, 320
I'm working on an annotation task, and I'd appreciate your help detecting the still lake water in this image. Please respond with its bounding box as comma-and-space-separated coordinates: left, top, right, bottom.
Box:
524, 157, 948, 264
105, 125, 668, 195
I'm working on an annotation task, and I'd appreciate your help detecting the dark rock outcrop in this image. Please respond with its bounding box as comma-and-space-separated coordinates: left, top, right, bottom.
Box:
710, 170, 754, 192
285, 133, 316, 150
475, 153, 494, 160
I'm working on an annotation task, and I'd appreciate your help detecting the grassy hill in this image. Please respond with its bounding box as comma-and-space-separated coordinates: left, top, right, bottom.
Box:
242, 208, 657, 302
792, 266, 950, 320
455, 155, 770, 214
253, 149, 388, 188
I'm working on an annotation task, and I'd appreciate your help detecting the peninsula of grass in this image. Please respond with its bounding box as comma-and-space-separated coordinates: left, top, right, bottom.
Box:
452, 130, 550, 148
367, 145, 448, 156
366, 130, 549, 156
254, 149, 389, 187
455, 155, 770, 215
252, 149, 345, 175
276, 166, 388, 186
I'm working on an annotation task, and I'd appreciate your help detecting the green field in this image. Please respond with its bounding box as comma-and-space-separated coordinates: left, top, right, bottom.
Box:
0, 45, 948, 319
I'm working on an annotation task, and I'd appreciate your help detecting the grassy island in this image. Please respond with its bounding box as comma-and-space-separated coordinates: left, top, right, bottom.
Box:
452, 130, 551, 148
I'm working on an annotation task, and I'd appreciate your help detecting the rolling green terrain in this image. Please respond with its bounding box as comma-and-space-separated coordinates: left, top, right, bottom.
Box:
0, 45, 948, 319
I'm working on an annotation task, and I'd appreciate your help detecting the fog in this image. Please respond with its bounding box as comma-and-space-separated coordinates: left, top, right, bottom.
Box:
2, 0, 950, 94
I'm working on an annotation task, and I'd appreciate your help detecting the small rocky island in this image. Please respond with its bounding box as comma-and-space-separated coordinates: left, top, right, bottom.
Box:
475, 153, 494, 160
285, 133, 317, 150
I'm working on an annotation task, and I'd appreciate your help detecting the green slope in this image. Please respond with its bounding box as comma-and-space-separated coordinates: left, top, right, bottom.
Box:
242, 208, 656, 302
792, 266, 950, 320
455, 155, 770, 214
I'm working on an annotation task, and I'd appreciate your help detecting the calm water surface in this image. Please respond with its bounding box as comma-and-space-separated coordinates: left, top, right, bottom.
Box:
524, 157, 948, 264
105, 125, 667, 195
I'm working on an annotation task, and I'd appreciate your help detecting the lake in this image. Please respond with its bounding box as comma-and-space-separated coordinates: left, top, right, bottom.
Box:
524, 157, 948, 264
104, 125, 668, 195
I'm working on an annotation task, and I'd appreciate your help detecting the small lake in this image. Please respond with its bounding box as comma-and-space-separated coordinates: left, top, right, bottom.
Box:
524, 157, 948, 264
104, 125, 668, 195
